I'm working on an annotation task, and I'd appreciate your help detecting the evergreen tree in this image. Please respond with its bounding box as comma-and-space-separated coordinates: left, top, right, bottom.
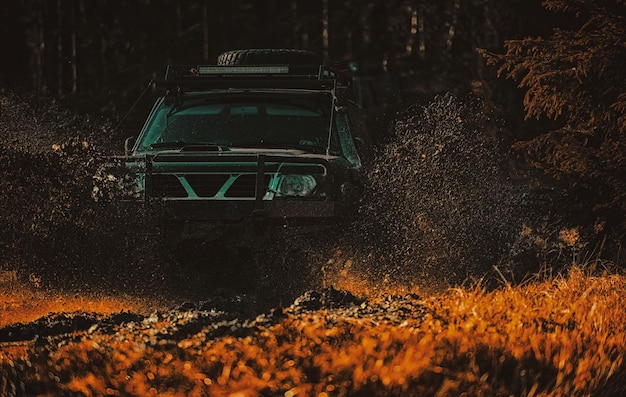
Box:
480, 0, 626, 249
480, 0, 626, 135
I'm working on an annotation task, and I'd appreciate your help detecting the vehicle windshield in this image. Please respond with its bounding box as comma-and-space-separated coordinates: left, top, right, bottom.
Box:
136, 93, 340, 154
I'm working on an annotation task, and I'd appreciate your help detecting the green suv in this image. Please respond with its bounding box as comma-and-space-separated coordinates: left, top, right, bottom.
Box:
124, 49, 371, 241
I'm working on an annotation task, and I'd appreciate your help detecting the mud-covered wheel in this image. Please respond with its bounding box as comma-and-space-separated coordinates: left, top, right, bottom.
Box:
216, 49, 321, 65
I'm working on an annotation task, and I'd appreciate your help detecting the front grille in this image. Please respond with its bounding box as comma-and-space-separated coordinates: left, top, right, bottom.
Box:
149, 174, 187, 197
147, 173, 272, 199
185, 174, 230, 197
224, 174, 271, 197
144, 157, 328, 200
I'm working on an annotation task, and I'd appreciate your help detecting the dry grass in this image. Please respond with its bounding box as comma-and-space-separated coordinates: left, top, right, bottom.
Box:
2, 266, 625, 396
0, 273, 160, 329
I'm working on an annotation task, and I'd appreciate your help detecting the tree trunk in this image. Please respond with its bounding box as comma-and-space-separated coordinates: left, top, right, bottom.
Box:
322, 0, 329, 58
418, 3, 426, 60
446, 0, 461, 52
25, 1, 46, 91
406, 4, 415, 55
290, 0, 299, 48
202, 2, 209, 61
56, 0, 63, 95
70, 0, 77, 94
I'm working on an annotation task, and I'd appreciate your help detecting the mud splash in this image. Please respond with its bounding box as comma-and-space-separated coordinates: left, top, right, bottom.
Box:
319, 93, 529, 293
0, 92, 167, 296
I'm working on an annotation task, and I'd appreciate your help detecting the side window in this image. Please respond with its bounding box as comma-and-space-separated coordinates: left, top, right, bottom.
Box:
345, 101, 373, 160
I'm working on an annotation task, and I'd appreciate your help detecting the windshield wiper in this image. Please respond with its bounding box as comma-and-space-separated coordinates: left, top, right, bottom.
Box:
232, 141, 325, 153
149, 141, 230, 151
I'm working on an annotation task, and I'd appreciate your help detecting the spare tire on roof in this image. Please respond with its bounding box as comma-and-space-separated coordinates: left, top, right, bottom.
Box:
216, 49, 322, 66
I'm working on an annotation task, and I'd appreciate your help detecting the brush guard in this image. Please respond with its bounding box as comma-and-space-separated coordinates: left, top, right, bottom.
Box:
140, 153, 342, 223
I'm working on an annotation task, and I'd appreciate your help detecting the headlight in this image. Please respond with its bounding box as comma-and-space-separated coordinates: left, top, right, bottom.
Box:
275, 175, 317, 197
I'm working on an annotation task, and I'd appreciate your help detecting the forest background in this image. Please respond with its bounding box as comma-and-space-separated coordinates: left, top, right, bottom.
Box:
0, 1, 553, 117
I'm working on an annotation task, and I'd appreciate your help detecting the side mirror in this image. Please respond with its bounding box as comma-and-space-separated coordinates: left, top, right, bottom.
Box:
124, 136, 137, 156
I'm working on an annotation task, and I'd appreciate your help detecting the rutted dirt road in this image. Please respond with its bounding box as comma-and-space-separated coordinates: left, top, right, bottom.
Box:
2, 268, 626, 396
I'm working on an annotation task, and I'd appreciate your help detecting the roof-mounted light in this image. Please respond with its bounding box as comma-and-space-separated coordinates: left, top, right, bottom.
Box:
160, 64, 337, 90
196, 65, 289, 75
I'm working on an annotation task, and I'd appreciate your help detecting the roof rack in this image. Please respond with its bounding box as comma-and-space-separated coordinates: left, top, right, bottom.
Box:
156, 64, 337, 90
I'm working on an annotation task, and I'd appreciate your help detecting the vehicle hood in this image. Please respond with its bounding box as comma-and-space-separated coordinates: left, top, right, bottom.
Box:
132, 147, 345, 162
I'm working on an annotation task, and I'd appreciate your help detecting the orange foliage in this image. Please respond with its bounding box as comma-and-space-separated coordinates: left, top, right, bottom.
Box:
3, 267, 625, 396
0, 277, 160, 328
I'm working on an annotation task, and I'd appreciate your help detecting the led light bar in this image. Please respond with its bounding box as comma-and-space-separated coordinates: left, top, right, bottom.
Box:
196, 65, 289, 75
160, 64, 336, 90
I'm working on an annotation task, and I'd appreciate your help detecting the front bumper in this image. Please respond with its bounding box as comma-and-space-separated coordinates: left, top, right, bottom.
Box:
163, 199, 342, 221
159, 200, 346, 241
124, 153, 360, 238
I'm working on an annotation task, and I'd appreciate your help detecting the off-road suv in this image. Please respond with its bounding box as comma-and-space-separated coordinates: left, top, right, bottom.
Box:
124, 49, 371, 242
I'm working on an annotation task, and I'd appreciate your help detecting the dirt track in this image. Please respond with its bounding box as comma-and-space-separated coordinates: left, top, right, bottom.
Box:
2, 268, 626, 396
